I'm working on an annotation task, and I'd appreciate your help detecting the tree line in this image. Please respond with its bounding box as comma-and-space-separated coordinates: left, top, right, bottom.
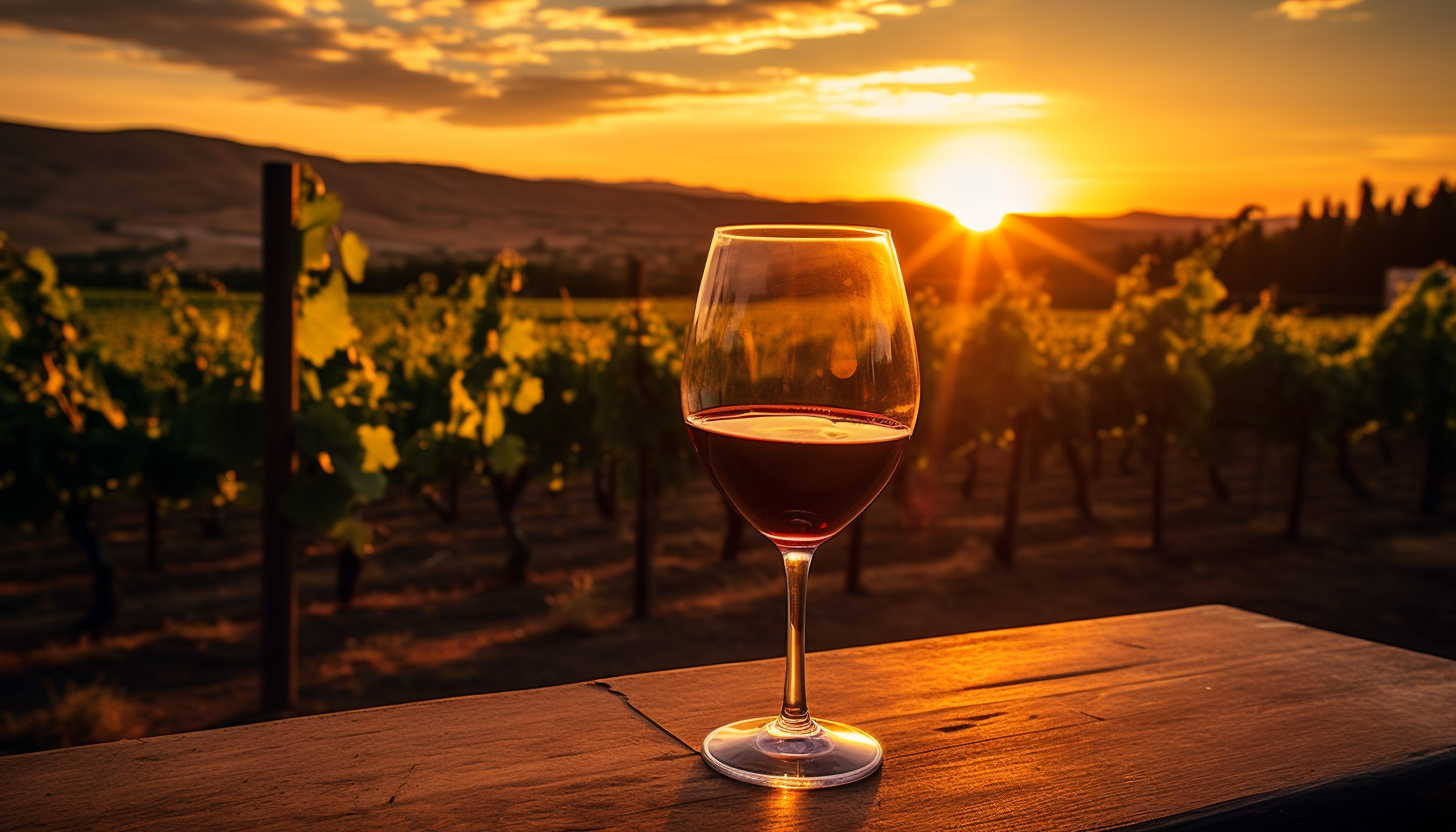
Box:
1109, 177, 1456, 310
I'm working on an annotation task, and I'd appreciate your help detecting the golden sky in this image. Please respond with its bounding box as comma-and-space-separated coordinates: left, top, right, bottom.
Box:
1, 0, 1452, 219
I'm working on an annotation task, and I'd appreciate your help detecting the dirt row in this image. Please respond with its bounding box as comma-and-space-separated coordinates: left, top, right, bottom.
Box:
2, 435, 1453, 753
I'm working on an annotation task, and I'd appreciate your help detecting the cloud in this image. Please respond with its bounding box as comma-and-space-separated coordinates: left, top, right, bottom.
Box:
372, 0, 465, 24
763, 64, 1045, 120
0, 0, 469, 110
0, 0, 738, 125
366, 0, 537, 27
444, 71, 732, 125
1266, 0, 1367, 22
865, 3, 920, 15
538, 0, 939, 55
445, 32, 549, 66
1370, 133, 1456, 163
812, 65, 976, 91
0, 0, 954, 126
468, 0, 539, 29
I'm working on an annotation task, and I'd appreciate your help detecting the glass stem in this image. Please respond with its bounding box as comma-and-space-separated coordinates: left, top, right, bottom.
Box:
774, 547, 816, 735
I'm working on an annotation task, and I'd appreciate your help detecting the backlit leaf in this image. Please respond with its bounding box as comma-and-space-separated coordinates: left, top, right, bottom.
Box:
358, 424, 399, 473
511, 375, 544, 414
298, 191, 342, 231
339, 232, 369, 284
301, 228, 332, 272
297, 271, 360, 366
484, 391, 505, 445
26, 248, 56, 289
0, 309, 20, 340
301, 367, 323, 402
367, 370, 389, 409
499, 319, 541, 362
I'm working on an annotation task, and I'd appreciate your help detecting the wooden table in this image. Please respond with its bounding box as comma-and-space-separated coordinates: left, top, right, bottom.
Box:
6, 605, 1455, 830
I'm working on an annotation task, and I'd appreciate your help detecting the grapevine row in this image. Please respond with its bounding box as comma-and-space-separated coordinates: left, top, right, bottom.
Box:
2, 180, 1453, 641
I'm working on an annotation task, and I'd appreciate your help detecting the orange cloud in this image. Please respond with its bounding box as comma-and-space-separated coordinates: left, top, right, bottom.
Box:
1370, 133, 1456, 163
538, 0, 942, 55
445, 71, 735, 125
468, 0, 539, 29
761, 64, 1045, 121
0, 0, 957, 126
1267, 0, 1367, 22
372, 0, 466, 24
0, 0, 736, 125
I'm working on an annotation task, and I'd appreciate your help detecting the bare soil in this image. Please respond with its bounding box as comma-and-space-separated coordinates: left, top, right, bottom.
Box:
2, 437, 1454, 754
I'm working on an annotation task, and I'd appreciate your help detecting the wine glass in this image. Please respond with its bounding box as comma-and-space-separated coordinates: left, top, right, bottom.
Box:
681, 225, 920, 788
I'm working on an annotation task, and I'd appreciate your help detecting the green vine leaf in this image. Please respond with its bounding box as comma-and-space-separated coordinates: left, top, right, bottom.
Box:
280, 471, 353, 531
511, 375, 544, 414
297, 271, 361, 366
334, 456, 386, 501
294, 403, 357, 459
339, 231, 369, 284
298, 190, 342, 231
0, 308, 19, 341
488, 433, 527, 475
499, 319, 541, 362
298, 192, 342, 272
483, 391, 505, 445
25, 248, 56, 288
329, 516, 372, 552
358, 424, 399, 473
301, 367, 323, 402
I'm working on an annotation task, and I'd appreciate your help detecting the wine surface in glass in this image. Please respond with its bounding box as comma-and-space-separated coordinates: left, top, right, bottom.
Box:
686, 405, 909, 547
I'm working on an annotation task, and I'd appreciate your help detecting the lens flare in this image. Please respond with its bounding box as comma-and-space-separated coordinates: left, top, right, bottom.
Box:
904, 139, 1051, 231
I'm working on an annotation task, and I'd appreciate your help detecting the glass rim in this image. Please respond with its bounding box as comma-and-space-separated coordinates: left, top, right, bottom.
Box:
714, 224, 890, 241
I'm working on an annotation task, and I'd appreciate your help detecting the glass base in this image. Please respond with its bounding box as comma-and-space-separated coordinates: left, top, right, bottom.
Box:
702, 717, 883, 789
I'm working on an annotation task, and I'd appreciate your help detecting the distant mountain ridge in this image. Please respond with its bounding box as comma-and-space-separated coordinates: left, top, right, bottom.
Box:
592, 180, 770, 201
1076, 210, 1297, 236
0, 119, 1250, 300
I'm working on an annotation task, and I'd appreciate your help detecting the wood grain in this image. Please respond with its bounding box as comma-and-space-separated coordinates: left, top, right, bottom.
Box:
5, 605, 1454, 831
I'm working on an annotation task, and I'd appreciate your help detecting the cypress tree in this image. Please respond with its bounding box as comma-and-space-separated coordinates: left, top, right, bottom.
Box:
1391, 188, 1423, 266
1422, 179, 1456, 265
1309, 197, 1343, 296
1348, 179, 1384, 300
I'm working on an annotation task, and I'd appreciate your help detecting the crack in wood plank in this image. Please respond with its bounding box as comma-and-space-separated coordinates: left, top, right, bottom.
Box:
386, 763, 416, 805
589, 681, 699, 756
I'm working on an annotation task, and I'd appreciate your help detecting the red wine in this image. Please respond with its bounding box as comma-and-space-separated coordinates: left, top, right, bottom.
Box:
686, 405, 910, 547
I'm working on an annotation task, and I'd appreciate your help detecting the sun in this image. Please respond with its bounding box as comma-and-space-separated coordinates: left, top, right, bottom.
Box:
904, 140, 1050, 232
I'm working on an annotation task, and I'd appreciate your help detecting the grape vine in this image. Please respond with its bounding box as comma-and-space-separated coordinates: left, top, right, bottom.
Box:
4, 184, 1452, 634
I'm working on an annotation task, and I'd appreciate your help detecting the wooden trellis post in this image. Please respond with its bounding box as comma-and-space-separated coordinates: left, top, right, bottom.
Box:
260, 161, 299, 712
631, 256, 655, 619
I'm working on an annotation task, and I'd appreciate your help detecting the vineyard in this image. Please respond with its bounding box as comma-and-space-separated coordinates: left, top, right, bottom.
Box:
3, 171, 1455, 750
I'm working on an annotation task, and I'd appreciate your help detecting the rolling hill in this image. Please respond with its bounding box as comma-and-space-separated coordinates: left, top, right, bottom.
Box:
0, 120, 1244, 302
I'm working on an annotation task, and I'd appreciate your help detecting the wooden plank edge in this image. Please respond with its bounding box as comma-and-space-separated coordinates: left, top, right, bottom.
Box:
1118, 745, 1456, 832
